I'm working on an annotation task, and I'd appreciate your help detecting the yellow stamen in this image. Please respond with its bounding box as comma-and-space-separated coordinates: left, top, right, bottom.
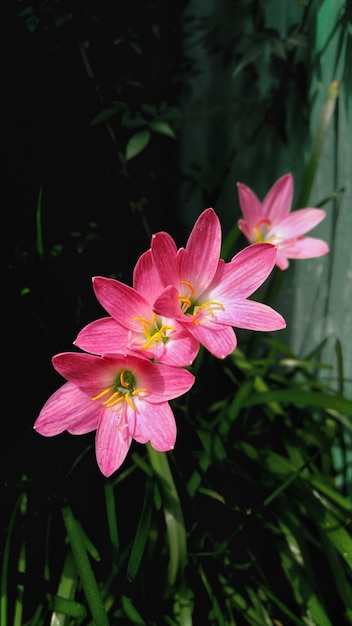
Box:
181, 280, 195, 296
193, 301, 225, 325
120, 370, 130, 388
141, 324, 176, 349
132, 388, 147, 395
178, 295, 192, 311
105, 395, 125, 408
91, 386, 113, 401
125, 392, 136, 410
254, 227, 264, 243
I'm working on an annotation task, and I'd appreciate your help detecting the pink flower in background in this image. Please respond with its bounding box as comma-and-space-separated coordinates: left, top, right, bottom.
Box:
151, 208, 286, 359
75, 249, 199, 367
34, 352, 195, 476
237, 173, 329, 270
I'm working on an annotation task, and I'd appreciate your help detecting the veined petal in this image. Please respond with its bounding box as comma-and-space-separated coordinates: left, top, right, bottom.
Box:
188, 323, 237, 359
282, 236, 330, 259
132, 401, 176, 450
237, 183, 263, 227
145, 362, 195, 402
52, 352, 122, 395
153, 285, 184, 321
221, 243, 277, 298
275, 250, 290, 270
93, 277, 151, 329
275, 208, 326, 239
133, 249, 164, 302
181, 208, 222, 292
237, 218, 254, 242
74, 318, 131, 355
95, 407, 132, 476
219, 298, 286, 331
151, 231, 180, 287
146, 328, 199, 367
262, 173, 293, 221
34, 382, 99, 436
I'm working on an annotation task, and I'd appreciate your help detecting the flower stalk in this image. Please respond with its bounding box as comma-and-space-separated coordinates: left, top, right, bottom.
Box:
146, 443, 187, 587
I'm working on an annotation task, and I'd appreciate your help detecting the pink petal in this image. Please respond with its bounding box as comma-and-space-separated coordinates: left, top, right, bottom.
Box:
221, 299, 286, 331
262, 173, 293, 221
151, 231, 180, 287
145, 362, 195, 402
95, 407, 132, 476
275, 250, 290, 270
147, 328, 199, 367
282, 237, 330, 259
237, 183, 263, 227
237, 218, 254, 242
34, 382, 99, 436
52, 352, 118, 395
153, 285, 184, 321
275, 208, 326, 239
181, 208, 222, 292
224, 243, 277, 298
132, 401, 177, 450
133, 249, 164, 302
188, 323, 237, 359
92, 277, 150, 329
74, 318, 131, 355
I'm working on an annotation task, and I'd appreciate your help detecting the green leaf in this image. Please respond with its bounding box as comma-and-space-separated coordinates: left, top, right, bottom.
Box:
121, 595, 146, 625
242, 388, 352, 416
125, 129, 151, 160
62, 507, 109, 626
149, 119, 176, 138
127, 477, 154, 582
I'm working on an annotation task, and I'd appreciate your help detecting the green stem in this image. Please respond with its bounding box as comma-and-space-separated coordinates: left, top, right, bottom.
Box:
146, 444, 187, 587
62, 506, 110, 626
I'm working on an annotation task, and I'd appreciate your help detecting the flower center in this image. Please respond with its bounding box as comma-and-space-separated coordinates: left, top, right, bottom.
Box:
178, 280, 225, 324
92, 369, 147, 411
253, 219, 272, 242
133, 313, 176, 349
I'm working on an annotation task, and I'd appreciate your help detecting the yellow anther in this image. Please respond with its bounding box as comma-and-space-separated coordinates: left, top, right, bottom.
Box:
125, 392, 136, 410
105, 395, 125, 408
92, 386, 113, 401
254, 227, 264, 243
103, 391, 122, 405
193, 301, 225, 323
120, 370, 130, 388
132, 388, 147, 395
181, 280, 195, 296
141, 324, 176, 349
178, 295, 192, 311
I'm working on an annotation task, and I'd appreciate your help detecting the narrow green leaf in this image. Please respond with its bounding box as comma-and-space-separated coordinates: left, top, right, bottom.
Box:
51, 595, 87, 618
104, 480, 119, 573
125, 129, 151, 160
121, 595, 146, 625
242, 388, 352, 416
146, 445, 187, 586
1, 493, 25, 626
62, 507, 110, 626
127, 477, 154, 582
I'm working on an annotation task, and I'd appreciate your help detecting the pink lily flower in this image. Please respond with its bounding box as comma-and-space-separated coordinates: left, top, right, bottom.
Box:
75, 250, 199, 367
151, 208, 286, 359
237, 173, 329, 270
34, 352, 195, 477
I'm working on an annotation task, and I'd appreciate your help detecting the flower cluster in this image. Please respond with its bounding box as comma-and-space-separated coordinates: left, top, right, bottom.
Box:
35, 175, 328, 476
